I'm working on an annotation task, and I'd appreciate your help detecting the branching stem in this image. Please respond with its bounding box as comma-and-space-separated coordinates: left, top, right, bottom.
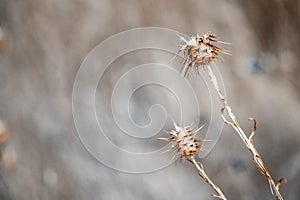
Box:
206, 64, 285, 200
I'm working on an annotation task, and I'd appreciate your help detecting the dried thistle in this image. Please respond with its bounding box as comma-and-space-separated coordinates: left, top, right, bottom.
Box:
160, 122, 203, 159
178, 32, 230, 77
160, 121, 227, 200
177, 32, 286, 199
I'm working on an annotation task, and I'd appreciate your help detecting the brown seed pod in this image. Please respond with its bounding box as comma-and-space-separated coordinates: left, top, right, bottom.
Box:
178, 32, 229, 77
160, 122, 204, 159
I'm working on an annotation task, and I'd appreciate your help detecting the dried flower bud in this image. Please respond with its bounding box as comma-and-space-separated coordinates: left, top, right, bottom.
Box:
178, 32, 229, 77
160, 122, 204, 159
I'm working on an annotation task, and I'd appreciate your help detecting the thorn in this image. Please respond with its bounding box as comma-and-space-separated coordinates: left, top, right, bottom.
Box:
217, 41, 232, 45
212, 194, 225, 199
169, 53, 179, 63
170, 153, 180, 162
161, 147, 172, 154
176, 33, 188, 43
194, 124, 205, 133
158, 137, 171, 142
169, 114, 179, 130
201, 139, 213, 142
221, 51, 232, 56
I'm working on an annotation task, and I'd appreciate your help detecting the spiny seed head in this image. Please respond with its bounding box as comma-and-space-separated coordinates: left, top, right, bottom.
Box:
160, 122, 204, 158
178, 32, 229, 77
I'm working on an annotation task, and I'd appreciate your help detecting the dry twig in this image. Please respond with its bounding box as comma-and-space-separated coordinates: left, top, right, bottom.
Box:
207, 64, 285, 200
188, 156, 227, 200
178, 32, 286, 199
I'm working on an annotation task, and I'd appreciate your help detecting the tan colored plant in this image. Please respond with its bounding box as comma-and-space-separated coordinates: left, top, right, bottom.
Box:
178, 32, 286, 199
0, 121, 8, 153
160, 122, 227, 200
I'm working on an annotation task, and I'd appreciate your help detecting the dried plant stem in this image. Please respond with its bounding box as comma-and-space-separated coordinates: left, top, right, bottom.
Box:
189, 156, 227, 200
161, 121, 227, 199
206, 64, 285, 200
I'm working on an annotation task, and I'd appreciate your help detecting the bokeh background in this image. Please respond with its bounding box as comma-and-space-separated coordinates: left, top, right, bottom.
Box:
0, 0, 300, 199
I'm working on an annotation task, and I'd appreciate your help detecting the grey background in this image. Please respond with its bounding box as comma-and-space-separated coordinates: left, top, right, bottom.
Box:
0, 0, 300, 199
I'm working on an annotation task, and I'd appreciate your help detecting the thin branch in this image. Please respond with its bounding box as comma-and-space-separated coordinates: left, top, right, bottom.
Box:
189, 156, 227, 200
206, 64, 286, 200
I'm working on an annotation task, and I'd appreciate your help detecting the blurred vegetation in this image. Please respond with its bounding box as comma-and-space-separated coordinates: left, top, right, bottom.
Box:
0, 0, 299, 199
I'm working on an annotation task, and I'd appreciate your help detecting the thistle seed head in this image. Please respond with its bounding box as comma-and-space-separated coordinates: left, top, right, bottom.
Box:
178, 32, 228, 77
161, 122, 204, 158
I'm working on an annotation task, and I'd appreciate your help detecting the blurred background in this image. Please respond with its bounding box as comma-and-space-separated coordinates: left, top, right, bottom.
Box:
0, 0, 300, 199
